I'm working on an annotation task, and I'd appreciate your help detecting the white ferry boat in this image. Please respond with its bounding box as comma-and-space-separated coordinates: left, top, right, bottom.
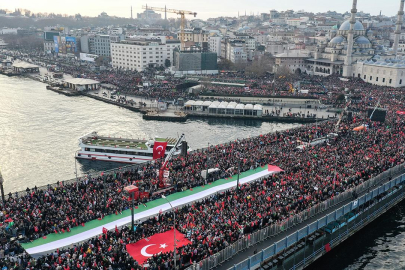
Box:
75, 132, 189, 164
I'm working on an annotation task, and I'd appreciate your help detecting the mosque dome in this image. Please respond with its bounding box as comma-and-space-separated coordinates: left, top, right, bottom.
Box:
355, 36, 371, 44
339, 20, 364, 31
330, 36, 345, 44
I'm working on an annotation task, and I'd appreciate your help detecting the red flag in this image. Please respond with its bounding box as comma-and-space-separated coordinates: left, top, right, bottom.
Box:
397, 111, 405, 115
325, 243, 331, 252
126, 229, 191, 264
103, 227, 108, 235
153, 141, 168, 160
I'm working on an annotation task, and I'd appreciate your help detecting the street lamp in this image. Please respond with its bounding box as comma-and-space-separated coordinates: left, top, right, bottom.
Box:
74, 150, 79, 191
0, 168, 5, 205
206, 143, 210, 183
236, 159, 241, 193
124, 185, 139, 235
162, 195, 177, 270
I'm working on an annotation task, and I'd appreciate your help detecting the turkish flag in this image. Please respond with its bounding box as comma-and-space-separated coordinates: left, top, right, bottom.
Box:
126, 229, 191, 264
397, 111, 405, 115
153, 141, 168, 160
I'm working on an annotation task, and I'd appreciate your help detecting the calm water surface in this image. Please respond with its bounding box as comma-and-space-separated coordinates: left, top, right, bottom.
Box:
0, 75, 297, 193
307, 200, 405, 270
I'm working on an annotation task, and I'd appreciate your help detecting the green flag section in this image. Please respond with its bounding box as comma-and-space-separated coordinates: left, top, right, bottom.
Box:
22, 166, 273, 254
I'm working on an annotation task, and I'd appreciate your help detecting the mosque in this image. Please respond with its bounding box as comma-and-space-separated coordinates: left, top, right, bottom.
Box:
303, 0, 405, 87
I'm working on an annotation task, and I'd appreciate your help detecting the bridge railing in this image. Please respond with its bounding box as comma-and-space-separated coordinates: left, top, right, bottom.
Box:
186, 163, 405, 270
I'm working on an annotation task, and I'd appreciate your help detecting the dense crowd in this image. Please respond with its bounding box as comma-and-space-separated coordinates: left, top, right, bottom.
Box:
1, 111, 405, 269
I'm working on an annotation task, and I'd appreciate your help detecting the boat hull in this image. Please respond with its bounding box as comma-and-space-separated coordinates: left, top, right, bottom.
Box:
75, 152, 153, 164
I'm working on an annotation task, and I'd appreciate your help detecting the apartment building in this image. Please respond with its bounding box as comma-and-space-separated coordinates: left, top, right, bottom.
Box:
111, 38, 180, 71
183, 28, 210, 44
208, 35, 222, 56
91, 35, 111, 57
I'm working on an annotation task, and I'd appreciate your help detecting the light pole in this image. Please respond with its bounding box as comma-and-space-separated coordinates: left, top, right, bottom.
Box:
334, 149, 338, 191
131, 192, 135, 235
236, 159, 241, 193
74, 150, 79, 191
162, 195, 177, 270
0, 168, 5, 205
206, 143, 210, 183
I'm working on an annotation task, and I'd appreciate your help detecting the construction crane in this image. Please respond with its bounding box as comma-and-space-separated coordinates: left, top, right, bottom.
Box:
142, 5, 197, 49
158, 133, 186, 188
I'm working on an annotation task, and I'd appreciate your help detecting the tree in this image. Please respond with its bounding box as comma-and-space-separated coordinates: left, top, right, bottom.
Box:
244, 54, 274, 77
164, 59, 171, 68
276, 65, 291, 79
234, 61, 248, 72
95, 56, 110, 66
217, 59, 234, 71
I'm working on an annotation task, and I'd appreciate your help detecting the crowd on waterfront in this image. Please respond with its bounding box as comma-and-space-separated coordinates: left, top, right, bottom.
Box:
2, 49, 405, 270
1, 111, 405, 269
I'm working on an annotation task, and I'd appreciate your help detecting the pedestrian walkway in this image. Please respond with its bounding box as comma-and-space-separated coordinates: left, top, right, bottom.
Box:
22, 166, 278, 257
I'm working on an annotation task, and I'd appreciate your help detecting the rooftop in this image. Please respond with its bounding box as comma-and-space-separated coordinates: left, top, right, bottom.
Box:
82, 136, 178, 150
306, 58, 344, 64
65, 78, 100, 85
12, 62, 39, 69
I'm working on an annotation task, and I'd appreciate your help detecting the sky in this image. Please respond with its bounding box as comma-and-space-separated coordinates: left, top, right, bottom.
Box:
2, 0, 401, 20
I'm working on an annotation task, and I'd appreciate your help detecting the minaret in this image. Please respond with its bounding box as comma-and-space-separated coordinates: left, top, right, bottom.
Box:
165, 5, 167, 20
131, 6, 133, 19
343, 0, 357, 77
393, 0, 405, 56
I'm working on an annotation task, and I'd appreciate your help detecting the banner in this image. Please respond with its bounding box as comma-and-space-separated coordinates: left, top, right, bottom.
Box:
153, 141, 168, 159
126, 229, 191, 264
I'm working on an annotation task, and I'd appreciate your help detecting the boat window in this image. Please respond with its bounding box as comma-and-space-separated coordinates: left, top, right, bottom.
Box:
85, 148, 90, 151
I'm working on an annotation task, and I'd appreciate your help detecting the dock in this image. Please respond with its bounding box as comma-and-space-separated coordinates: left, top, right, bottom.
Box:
187, 112, 326, 123
142, 110, 188, 122
46, 85, 80, 97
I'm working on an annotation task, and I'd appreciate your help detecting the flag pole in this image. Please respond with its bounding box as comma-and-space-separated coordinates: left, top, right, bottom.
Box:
163, 195, 176, 269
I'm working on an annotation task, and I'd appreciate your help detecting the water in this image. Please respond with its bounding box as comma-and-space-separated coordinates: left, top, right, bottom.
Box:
0, 75, 297, 193
307, 200, 405, 270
